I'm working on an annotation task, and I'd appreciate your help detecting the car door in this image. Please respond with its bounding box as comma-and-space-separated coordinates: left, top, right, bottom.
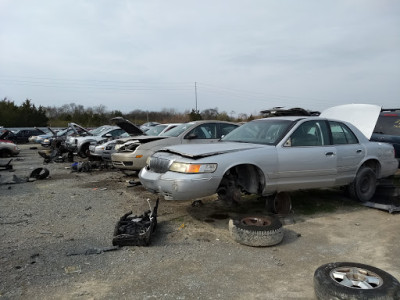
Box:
276, 120, 337, 190
328, 121, 365, 185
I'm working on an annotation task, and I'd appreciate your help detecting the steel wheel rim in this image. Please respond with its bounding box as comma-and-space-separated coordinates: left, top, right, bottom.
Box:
241, 217, 271, 227
360, 175, 373, 193
330, 266, 383, 289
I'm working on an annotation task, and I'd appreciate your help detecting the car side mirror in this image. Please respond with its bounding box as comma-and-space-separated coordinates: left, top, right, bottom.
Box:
283, 138, 292, 147
186, 133, 198, 140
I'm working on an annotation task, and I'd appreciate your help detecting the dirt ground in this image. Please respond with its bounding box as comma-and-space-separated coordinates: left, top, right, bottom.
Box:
1, 145, 399, 300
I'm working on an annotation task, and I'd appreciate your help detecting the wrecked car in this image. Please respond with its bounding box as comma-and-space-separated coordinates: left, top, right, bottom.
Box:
1, 128, 46, 144
0, 130, 21, 157
65, 118, 140, 158
97, 123, 182, 161
88, 117, 144, 159
144, 123, 181, 136
139, 105, 398, 204
111, 121, 239, 171
0, 139, 20, 158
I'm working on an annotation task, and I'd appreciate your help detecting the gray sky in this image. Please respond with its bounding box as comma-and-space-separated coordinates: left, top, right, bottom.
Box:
1, 0, 399, 116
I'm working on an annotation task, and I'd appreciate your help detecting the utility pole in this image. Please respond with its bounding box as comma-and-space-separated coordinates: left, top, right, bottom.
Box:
195, 82, 198, 112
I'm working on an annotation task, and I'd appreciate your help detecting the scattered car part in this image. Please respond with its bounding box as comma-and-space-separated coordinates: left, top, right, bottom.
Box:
29, 168, 50, 180
313, 262, 400, 300
112, 198, 159, 247
228, 215, 284, 247
261, 107, 320, 117
362, 176, 400, 213
0, 159, 13, 171
66, 246, 119, 256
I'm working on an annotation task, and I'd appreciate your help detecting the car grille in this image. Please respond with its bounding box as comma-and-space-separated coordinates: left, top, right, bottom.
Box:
149, 156, 171, 173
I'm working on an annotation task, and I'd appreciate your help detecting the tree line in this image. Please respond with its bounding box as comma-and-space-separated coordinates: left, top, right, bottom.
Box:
1, 98, 258, 128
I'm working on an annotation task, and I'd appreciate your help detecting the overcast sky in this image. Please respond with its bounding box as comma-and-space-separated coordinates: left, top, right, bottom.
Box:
1, 0, 399, 116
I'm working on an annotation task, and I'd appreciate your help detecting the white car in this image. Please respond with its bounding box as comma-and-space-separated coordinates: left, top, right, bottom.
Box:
67, 117, 143, 158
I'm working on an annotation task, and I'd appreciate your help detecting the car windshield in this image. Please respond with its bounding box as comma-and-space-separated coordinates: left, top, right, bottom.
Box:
89, 126, 111, 136
160, 122, 195, 137
222, 119, 293, 145
146, 125, 167, 136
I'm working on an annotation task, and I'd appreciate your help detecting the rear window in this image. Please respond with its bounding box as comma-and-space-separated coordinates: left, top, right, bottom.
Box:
373, 114, 400, 135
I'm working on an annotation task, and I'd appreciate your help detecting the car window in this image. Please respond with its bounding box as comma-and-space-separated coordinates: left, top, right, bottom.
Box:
186, 124, 216, 139
286, 120, 329, 147
146, 125, 167, 136
105, 129, 126, 137
374, 114, 400, 135
160, 122, 195, 137
219, 123, 239, 137
223, 119, 293, 145
90, 126, 111, 136
329, 121, 358, 144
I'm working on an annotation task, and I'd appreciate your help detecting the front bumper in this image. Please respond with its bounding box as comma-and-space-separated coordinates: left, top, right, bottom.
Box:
112, 150, 149, 171
89, 145, 102, 157
138, 167, 221, 200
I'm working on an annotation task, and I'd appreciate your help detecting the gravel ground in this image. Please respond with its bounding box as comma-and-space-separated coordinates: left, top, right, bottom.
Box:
1, 145, 399, 299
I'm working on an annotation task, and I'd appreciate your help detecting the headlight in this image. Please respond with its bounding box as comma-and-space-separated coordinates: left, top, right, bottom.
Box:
169, 162, 217, 173
43, 139, 50, 143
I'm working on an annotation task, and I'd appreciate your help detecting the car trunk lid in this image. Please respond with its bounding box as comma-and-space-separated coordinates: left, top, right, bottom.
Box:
320, 104, 381, 139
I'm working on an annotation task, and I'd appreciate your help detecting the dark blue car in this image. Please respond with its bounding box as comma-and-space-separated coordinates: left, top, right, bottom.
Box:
371, 109, 400, 168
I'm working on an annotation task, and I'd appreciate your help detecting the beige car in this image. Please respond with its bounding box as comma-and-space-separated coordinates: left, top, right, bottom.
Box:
111, 121, 239, 171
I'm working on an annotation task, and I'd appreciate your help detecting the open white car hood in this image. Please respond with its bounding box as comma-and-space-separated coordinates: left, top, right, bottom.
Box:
320, 104, 381, 139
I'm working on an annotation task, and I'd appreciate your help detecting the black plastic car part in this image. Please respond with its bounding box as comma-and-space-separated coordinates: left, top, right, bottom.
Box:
112, 198, 159, 247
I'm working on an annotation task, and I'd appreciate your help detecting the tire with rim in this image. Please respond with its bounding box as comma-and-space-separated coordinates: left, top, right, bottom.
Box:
314, 262, 400, 300
348, 166, 377, 202
228, 215, 284, 247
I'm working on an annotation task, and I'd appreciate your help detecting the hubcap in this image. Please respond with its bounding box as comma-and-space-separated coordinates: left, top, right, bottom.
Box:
330, 266, 383, 289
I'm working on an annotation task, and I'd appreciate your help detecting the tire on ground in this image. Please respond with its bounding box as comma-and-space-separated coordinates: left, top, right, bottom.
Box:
348, 166, 377, 202
314, 262, 400, 300
228, 215, 284, 247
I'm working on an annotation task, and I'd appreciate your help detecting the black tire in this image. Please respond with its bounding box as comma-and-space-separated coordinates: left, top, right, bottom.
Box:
348, 166, 377, 202
0, 149, 12, 158
78, 144, 90, 158
314, 262, 400, 300
29, 168, 50, 180
228, 215, 284, 247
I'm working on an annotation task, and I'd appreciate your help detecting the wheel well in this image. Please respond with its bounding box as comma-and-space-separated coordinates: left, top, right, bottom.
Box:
221, 164, 265, 194
0, 148, 12, 158
360, 159, 381, 177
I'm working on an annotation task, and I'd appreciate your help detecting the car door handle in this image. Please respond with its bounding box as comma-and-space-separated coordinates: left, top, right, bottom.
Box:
356, 149, 363, 153
325, 152, 335, 156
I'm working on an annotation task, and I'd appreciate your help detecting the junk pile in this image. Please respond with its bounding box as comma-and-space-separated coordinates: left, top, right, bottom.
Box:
71, 161, 111, 172
112, 198, 159, 247
0, 167, 50, 185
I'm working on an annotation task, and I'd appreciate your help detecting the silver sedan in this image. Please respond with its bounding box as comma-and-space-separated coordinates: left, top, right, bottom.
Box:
139, 115, 398, 203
